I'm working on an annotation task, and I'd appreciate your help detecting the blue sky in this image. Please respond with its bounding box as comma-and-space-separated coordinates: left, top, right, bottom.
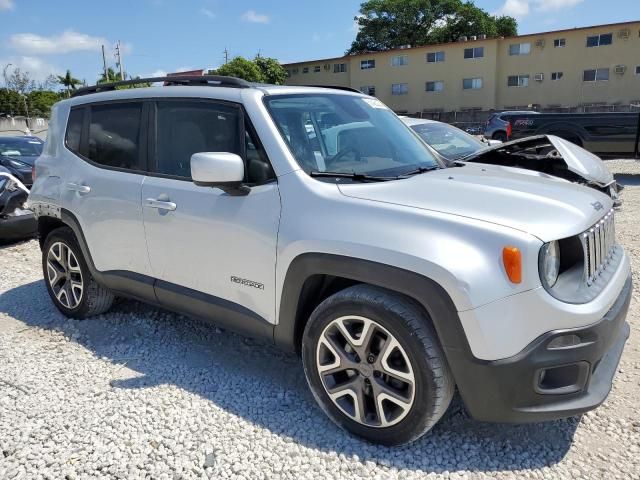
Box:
0, 0, 637, 86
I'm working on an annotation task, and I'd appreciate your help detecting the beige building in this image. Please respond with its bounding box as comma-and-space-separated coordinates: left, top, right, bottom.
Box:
283, 21, 640, 114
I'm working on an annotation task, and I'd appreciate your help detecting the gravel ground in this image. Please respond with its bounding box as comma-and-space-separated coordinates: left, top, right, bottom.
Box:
1, 161, 640, 479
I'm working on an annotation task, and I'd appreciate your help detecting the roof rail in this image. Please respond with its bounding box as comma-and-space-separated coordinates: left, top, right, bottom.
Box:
300, 85, 363, 93
71, 75, 251, 97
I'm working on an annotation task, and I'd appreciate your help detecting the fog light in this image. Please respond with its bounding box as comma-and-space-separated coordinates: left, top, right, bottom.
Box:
547, 334, 581, 350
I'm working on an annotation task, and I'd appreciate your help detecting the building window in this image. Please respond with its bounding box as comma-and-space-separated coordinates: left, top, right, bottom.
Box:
360, 85, 376, 96
426, 51, 445, 63
360, 59, 376, 70
635, 66, 640, 75
425, 81, 444, 92
551, 72, 564, 81
586, 33, 613, 47
464, 47, 484, 59
554, 38, 566, 48
291, 68, 299, 75
583, 68, 610, 82
509, 43, 531, 55
313, 66, 321, 73
302, 67, 309, 74
391, 54, 408, 67
463, 77, 482, 89
391, 83, 408, 95
507, 75, 530, 87
333, 63, 347, 73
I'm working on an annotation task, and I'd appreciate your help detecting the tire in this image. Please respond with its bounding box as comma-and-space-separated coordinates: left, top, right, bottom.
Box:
492, 131, 508, 142
301, 284, 454, 445
42, 226, 114, 319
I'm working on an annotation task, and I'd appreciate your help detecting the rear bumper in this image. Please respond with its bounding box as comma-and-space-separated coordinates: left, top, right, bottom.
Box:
450, 274, 632, 423
0, 211, 37, 241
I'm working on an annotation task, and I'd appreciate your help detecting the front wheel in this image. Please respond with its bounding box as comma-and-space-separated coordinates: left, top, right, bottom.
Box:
302, 285, 454, 445
42, 227, 114, 319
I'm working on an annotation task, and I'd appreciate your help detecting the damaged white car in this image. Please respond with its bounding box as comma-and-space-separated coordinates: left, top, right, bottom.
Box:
459, 135, 620, 206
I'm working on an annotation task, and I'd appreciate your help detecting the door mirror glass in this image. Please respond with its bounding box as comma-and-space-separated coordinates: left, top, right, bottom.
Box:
191, 152, 247, 194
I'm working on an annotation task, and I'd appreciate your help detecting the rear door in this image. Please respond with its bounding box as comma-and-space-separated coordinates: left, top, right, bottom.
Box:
141, 99, 281, 326
62, 101, 152, 277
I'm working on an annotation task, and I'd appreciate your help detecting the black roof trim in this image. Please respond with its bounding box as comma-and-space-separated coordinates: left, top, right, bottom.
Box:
299, 85, 362, 93
72, 75, 251, 97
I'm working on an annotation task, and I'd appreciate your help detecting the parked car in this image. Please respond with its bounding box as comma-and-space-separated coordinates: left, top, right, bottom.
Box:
29, 77, 631, 445
485, 111, 639, 156
403, 118, 619, 205
0, 136, 44, 187
0, 167, 36, 241
402, 117, 499, 160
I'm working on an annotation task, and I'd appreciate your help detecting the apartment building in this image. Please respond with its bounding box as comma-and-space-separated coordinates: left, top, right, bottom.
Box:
283, 21, 640, 113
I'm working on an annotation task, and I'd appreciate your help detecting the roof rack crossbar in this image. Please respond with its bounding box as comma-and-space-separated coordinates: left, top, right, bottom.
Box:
72, 75, 251, 97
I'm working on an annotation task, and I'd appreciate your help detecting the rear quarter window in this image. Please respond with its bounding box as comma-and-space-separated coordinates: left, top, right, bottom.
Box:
65, 108, 84, 155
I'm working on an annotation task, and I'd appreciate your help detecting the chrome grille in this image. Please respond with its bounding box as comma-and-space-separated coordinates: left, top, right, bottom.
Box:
581, 209, 616, 285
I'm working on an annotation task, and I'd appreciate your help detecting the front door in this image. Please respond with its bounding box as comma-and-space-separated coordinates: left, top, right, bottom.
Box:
141, 99, 280, 327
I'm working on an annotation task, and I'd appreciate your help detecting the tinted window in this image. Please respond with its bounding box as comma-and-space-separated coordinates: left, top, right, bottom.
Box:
65, 108, 84, 154
88, 103, 143, 170
0, 137, 43, 156
155, 101, 241, 178
245, 125, 275, 184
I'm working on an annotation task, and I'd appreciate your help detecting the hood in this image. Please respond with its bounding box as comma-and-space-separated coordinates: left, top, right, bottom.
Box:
337, 163, 612, 242
2, 154, 38, 167
463, 135, 614, 186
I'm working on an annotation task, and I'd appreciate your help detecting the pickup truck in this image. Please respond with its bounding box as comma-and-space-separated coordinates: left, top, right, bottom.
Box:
484, 111, 640, 157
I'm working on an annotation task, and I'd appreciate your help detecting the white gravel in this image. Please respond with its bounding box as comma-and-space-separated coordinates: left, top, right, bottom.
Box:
1, 161, 640, 479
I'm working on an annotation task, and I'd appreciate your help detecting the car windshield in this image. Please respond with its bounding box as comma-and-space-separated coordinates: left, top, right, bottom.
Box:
410, 123, 485, 161
265, 94, 441, 177
0, 138, 43, 156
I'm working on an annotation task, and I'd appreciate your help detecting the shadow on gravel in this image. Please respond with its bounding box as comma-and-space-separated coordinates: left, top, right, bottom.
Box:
1, 280, 578, 474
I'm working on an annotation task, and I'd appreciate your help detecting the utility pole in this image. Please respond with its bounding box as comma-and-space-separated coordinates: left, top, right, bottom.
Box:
101, 45, 108, 80
223, 47, 229, 64
115, 41, 125, 80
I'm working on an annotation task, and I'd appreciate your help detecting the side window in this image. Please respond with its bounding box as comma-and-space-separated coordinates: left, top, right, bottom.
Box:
88, 103, 143, 170
65, 108, 84, 155
244, 124, 275, 184
155, 101, 240, 178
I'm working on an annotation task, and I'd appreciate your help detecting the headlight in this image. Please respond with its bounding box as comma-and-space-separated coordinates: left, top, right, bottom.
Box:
8, 158, 30, 169
539, 241, 560, 288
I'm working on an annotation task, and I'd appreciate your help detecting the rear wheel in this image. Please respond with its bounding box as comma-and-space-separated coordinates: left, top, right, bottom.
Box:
42, 227, 114, 319
302, 285, 454, 445
492, 131, 508, 142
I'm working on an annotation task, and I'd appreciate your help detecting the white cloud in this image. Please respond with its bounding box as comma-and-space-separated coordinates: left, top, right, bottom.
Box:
0, 0, 14, 11
535, 0, 584, 11
495, 0, 583, 17
496, 0, 530, 17
241, 10, 270, 24
9, 30, 110, 55
200, 7, 215, 19
0, 56, 61, 83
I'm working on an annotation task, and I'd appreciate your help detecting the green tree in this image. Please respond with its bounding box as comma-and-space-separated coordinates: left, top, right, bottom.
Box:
0, 88, 27, 115
254, 55, 287, 85
495, 15, 518, 38
57, 69, 82, 97
26, 90, 62, 117
214, 56, 265, 83
347, 0, 517, 53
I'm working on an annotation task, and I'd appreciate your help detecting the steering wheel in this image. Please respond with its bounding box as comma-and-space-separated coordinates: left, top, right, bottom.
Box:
326, 146, 361, 168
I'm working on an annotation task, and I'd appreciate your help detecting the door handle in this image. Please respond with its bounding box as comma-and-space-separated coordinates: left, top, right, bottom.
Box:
145, 198, 177, 211
67, 183, 91, 194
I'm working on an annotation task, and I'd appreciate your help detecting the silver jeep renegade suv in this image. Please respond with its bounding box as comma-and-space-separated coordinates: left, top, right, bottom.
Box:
28, 76, 632, 445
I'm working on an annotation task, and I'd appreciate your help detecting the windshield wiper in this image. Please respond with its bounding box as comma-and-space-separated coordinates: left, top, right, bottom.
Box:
310, 171, 396, 182
401, 165, 440, 176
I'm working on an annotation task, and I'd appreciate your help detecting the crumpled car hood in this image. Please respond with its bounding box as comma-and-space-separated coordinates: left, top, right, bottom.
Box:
464, 135, 614, 187
338, 162, 612, 242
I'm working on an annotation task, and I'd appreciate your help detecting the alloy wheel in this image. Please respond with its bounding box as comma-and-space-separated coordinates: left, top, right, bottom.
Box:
316, 315, 416, 428
46, 241, 84, 309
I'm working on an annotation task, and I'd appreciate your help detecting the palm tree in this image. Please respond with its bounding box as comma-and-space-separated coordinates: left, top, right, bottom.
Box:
56, 70, 82, 97
98, 67, 119, 84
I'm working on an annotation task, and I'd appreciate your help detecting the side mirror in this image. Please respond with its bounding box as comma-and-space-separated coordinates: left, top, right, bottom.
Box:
190, 152, 249, 195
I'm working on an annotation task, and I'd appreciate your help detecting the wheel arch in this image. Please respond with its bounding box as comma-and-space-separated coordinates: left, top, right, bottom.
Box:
275, 253, 473, 361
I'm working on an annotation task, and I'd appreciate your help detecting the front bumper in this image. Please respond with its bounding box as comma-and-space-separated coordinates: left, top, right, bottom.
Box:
0, 211, 37, 242
451, 274, 632, 423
